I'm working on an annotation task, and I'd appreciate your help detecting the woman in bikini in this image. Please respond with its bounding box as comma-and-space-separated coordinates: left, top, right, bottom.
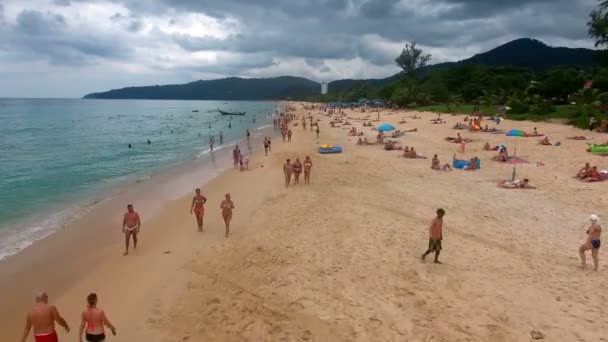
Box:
303, 156, 313, 185
292, 158, 303, 184
78, 293, 116, 342
220, 193, 235, 238
190, 188, 207, 232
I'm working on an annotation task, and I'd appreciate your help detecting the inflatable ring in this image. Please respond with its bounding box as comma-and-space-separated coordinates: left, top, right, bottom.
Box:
320, 144, 334, 149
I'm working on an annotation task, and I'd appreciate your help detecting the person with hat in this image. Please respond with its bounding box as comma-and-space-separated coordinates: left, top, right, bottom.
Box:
579, 214, 602, 271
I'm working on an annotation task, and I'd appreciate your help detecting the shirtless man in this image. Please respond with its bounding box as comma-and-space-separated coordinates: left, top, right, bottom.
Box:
422, 209, 446, 263
190, 188, 207, 232
220, 193, 235, 238
303, 156, 313, 185
431, 155, 441, 170
580, 214, 602, 271
21, 292, 70, 342
283, 159, 293, 187
122, 204, 141, 255
78, 293, 116, 342
576, 162, 591, 179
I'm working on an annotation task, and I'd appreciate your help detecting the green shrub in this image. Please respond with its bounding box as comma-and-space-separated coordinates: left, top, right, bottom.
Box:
507, 99, 529, 114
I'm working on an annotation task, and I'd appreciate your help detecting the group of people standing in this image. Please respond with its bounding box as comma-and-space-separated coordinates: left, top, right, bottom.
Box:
283, 157, 313, 187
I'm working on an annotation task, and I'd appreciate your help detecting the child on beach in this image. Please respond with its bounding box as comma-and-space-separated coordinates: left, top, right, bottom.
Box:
422, 209, 445, 264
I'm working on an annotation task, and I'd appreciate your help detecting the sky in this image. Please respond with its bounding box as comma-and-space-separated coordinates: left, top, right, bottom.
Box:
0, 0, 599, 98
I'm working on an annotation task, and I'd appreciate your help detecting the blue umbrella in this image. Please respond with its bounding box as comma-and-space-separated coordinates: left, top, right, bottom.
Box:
377, 123, 396, 132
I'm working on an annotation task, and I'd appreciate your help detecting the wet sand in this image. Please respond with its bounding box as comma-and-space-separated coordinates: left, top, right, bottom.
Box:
2, 103, 608, 341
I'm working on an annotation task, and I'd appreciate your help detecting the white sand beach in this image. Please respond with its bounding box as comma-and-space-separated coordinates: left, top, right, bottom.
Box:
2, 103, 608, 342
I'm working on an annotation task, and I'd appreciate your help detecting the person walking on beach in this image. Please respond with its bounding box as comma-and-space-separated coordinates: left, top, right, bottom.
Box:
220, 193, 235, 238
303, 156, 313, 184
283, 159, 293, 187
316, 125, 320, 138
580, 214, 602, 271
122, 204, 141, 256
421, 208, 446, 264
287, 129, 293, 142
263, 137, 270, 156
246, 129, 251, 141
292, 158, 303, 184
219, 131, 224, 145
190, 188, 207, 232
78, 293, 116, 342
233, 145, 241, 168
209, 136, 214, 152
21, 292, 70, 342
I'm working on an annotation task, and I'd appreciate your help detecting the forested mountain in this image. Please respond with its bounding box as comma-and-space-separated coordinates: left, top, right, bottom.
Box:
83, 39, 597, 100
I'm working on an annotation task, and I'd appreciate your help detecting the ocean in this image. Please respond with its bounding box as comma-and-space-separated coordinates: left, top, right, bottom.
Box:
0, 99, 278, 259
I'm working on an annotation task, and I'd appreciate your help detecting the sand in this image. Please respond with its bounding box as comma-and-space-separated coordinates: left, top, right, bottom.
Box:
2, 103, 608, 342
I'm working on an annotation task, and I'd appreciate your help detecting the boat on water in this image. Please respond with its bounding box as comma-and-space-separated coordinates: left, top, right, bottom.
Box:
218, 108, 246, 116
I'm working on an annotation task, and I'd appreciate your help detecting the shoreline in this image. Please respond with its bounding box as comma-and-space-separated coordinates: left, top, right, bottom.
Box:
0, 117, 277, 261
3, 103, 608, 341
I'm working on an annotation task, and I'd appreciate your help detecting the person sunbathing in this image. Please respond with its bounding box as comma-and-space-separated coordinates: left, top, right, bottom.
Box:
483, 142, 492, 151
583, 166, 603, 182
410, 115, 421, 119
539, 136, 552, 145
431, 154, 452, 170
406, 128, 418, 132
391, 130, 404, 138
403, 147, 425, 158
348, 127, 357, 136
398, 119, 407, 124
568, 136, 592, 140
576, 162, 592, 179
464, 157, 478, 171
531, 127, 540, 137
357, 137, 363, 145
499, 178, 536, 189
384, 141, 402, 150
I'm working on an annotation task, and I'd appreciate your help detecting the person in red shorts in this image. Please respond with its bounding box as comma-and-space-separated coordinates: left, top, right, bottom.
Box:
21, 292, 70, 342
190, 188, 207, 232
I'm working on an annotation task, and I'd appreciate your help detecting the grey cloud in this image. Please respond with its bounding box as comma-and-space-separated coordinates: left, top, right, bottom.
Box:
16, 10, 66, 35
127, 20, 143, 32
359, 0, 400, 18
53, 0, 72, 6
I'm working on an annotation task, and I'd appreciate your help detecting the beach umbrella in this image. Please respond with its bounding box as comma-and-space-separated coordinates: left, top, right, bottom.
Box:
506, 129, 528, 137
377, 123, 396, 132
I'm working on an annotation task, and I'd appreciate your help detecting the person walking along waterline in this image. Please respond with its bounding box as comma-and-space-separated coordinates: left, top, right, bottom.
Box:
220, 193, 235, 238
21, 292, 70, 342
303, 156, 313, 184
78, 293, 116, 342
122, 204, 141, 256
190, 188, 207, 232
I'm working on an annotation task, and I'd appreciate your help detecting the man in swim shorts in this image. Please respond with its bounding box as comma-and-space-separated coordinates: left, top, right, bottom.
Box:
422, 209, 445, 264
21, 292, 70, 342
122, 204, 141, 255
580, 214, 602, 271
283, 159, 293, 187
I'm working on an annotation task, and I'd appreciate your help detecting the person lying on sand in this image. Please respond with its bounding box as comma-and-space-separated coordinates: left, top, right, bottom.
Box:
398, 119, 407, 124
539, 136, 552, 145
568, 136, 592, 140
499, 178, 536, 189
431, 154, 452, 171
576, 162, 592, 179
406, 128, 418, 132
410, 115, 421, 119
403, 147, 427, 159
391, 130, 404, 138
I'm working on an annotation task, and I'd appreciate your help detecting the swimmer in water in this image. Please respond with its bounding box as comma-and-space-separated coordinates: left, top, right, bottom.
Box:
128, 144, 132, 149
219, 131, 224, 145
190, 188, 207, 232
146, 139, 151, 144
220, 193, 235, 238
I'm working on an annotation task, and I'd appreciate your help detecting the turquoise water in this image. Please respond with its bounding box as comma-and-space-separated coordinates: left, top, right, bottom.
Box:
0, 99, 276, 258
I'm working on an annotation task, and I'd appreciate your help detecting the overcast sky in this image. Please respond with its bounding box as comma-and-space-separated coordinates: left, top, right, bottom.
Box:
0, 0, 598, 98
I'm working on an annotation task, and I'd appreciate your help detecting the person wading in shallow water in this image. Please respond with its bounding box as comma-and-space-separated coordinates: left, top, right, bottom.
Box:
220, 193, 235, 238
190, 188, 207, 232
